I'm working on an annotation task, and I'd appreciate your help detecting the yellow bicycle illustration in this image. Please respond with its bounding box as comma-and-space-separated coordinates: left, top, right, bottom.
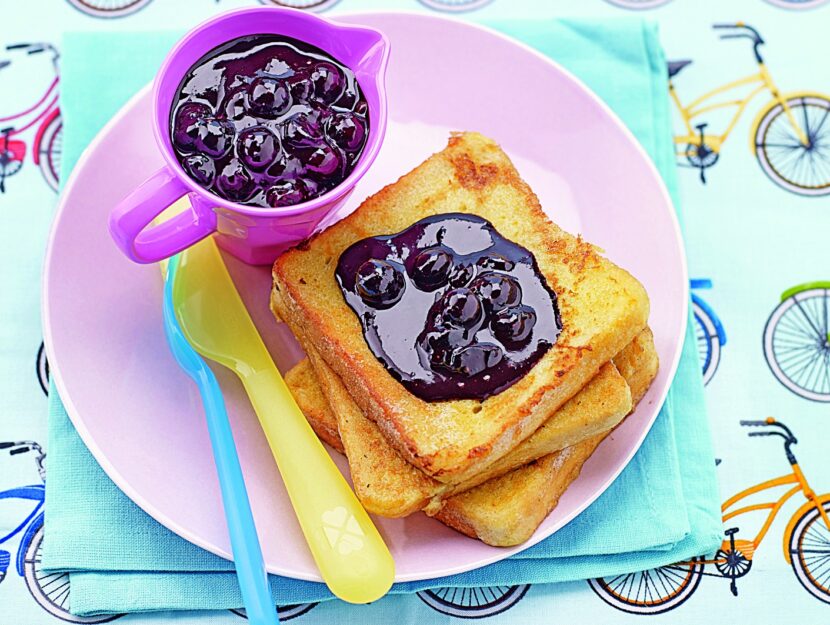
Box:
589, 418, 830, 614
670, 23, 830, 196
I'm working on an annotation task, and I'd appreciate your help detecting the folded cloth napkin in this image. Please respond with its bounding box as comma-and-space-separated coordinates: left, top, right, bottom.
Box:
42, 19, 722, 615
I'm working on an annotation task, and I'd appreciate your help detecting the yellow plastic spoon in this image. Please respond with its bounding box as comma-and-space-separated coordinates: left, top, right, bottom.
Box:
172, 235, 394, 603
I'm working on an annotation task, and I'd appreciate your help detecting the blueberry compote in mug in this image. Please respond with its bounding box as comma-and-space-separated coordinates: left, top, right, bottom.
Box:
108, 7, 389, 265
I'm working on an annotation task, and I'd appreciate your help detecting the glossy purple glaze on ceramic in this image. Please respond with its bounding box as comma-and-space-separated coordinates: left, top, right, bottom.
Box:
44, 13, 687, 583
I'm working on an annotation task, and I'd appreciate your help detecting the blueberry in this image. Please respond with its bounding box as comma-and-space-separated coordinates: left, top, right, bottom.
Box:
263, 151, 302, 182
335, 86, 358, 109
172, 102, 211, 152
355, 259, 405, 309
288, 71, 313, 103
449, 263, 476, 288
326, 111, 367, 152
417, 326, 472, 370
238, 127, 281, 171
471, 273, 522, 313
440, 288, 484, 329
492, 305, 537, 346
248, 77, 291, 117
448, 344, 504, 376
215, 159, 255, 202
299, 143, 343, 177
309, 62, 345, 105
411, 248, 453, 291
182, 153, 215, 186
194, 118, 235, 158
265, 178, 310, 208
282, 111, 325, 147
222, 87, 250, 122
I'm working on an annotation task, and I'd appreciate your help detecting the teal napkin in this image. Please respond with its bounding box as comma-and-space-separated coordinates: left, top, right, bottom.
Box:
43, 19, 722, 615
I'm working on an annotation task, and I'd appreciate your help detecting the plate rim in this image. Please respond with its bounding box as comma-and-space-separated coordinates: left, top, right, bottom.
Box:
42, 10, 689, 583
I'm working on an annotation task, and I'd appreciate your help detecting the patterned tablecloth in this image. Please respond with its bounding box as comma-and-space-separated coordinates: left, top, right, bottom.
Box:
2, 1, 829, 624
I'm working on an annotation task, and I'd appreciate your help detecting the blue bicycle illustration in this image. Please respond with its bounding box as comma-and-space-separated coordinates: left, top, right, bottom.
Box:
691, 279, 727, 385
0, 440, 122, 623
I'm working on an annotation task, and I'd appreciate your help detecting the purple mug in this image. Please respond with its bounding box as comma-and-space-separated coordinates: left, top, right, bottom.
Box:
108, 7, 390, 266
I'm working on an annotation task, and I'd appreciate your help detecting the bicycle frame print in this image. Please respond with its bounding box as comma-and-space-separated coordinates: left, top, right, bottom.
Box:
680, 464, 830, 569
671, 63, 809, 153
0, 484, 44, 577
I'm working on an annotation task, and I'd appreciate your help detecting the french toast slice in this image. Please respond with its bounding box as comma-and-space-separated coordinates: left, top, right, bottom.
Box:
282, 313, 655, 517
284, 329, 657, 546
284, 362, 344, 454
272, 131, 649, 483
430, 339, 657, 546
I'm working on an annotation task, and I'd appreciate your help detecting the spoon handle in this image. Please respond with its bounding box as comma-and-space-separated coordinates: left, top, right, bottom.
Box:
163, 260, 278, 625
241, 366, 395, 604
193, 366, 281, 625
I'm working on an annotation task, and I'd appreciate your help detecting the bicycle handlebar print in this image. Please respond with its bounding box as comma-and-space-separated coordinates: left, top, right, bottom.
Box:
1, 441, 43, 454
712, 23, 765, 61
712, 23, 764, 41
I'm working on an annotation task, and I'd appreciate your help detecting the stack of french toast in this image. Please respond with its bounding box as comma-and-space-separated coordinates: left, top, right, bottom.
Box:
271, 132, 657, 547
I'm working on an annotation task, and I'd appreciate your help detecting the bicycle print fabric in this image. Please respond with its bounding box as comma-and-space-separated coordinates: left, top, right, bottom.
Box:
1, 1, 829, 624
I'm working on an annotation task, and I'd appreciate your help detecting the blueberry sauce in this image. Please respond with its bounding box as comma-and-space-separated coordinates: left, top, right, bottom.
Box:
170, 34, 369, 208
336, 213, 563, 402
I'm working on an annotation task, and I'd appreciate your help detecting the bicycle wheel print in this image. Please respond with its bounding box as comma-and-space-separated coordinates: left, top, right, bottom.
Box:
417, 0, 495, 12
588, 559, 704, 615
37, 341, 50, 395
65, 0, 152, 18
416, 585, 530, 618
693, 301, 722, 385
0, 149, 24, 192
604, 0, 674, 9
755, 95, 830, 196
23, 524, 124, 623
39, 113, 62, 192
230, 602, 318, 621
789, 501, 830, 604
257, 0, 341, 11
764, 0, 830, 9
763, 287, 830, 402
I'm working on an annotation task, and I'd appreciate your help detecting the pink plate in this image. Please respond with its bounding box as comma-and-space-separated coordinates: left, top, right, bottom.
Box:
43, 12, 687, 582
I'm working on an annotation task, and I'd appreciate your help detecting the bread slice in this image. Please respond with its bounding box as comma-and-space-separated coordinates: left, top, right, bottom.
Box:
431, 334, 657, 546
285, 329, 657, 546
306, 341, 631, 517
283, 313, 655, 517
432, 434, 606, 546
272, 131, 650, 483
284, 361, 344, 454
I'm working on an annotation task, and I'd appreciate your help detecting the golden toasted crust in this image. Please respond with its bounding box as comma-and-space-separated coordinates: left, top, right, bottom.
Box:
284, 328, 658, 543
432, 435, 605, 547
281, 292, 654, 517
284, 358, 344, 454
612, 326, 659, 408
272, 132, 650, 482
430, 345, 658, 546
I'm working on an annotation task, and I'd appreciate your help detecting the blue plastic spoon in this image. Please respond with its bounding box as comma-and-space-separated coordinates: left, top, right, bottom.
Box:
162, 254, 280, 625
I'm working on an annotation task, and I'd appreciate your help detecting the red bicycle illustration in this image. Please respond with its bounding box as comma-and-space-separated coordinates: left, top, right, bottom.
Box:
0, 43, 62, 194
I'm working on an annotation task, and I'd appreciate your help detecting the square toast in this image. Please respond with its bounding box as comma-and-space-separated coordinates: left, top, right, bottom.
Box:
430, 336, 658, 546
283, 325, 657, 518
285, 328, 658, 546
272, 131, 649, 482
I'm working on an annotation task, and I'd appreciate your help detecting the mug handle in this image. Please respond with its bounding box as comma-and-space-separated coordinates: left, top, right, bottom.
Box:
108, 167, 217, 264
